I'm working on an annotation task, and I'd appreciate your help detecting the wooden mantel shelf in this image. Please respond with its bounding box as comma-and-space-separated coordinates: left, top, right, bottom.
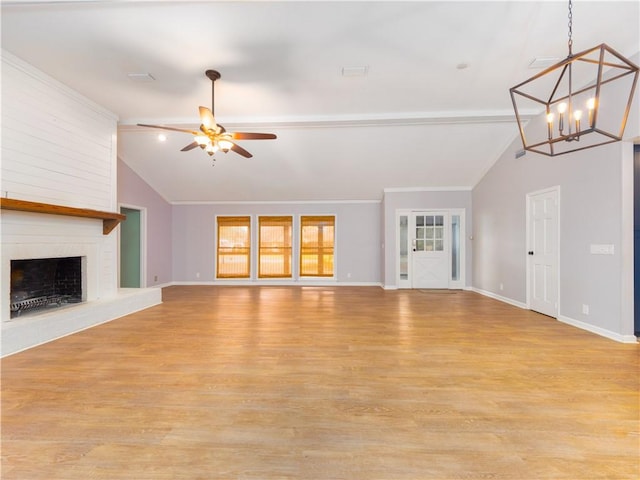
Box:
0, 198, 126, 235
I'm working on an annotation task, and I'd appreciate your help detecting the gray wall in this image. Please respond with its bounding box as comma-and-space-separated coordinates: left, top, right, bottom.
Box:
117, 158, 173, 286
472, 51, 639, 338
171, 201, 381, 284
382, 189, 473, 288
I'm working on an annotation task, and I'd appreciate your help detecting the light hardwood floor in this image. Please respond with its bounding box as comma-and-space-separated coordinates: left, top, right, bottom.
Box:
2, 286, 638, 479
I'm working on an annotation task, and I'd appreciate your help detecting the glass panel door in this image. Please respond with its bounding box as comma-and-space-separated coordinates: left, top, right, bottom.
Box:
411, 212, 449, 289
399, 215, 408, 281
451, 214, 460, 282
396, 209, 465, 290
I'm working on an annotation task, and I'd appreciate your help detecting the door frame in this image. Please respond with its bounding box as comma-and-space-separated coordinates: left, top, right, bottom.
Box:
411, 210, 451, 289
396, 208, 466, 289
449, 208, 466, 290
118, 203, 147, 288
525, 186, 560, 316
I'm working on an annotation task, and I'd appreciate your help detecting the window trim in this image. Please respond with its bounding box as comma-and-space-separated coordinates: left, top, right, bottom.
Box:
215, 215, 252, 279
258, 215, 293, 279
299, 214, 336, 279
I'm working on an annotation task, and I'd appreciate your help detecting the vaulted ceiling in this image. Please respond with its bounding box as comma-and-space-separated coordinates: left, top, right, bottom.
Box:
2, 1, 638, 202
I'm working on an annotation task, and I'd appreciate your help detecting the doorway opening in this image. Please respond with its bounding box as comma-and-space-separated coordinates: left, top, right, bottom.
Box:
396, 209, 465, 289
119, 206, 145, 288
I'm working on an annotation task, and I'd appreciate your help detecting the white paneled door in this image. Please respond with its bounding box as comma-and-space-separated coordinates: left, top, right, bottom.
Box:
411, 212, 450, 289
527, 188, 559, 318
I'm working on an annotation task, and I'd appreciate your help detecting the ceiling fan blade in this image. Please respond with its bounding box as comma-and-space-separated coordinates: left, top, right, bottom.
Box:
198, 106, 218, 132
230, 132, 277, 140
181, 141, 199, 152
229, 142, 253, 158
137, 123, 199, 135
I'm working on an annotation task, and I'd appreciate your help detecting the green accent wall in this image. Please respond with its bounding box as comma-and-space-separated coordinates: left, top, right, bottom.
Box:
120, 207, 141, 288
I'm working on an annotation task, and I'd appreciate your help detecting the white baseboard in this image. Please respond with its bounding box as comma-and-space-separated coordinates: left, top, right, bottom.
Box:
382, 285, 474, 291
170, 281, 383, 287
471, 287, 637, 344
558, 315, 638, 344
2, 288, 162, 357
470, 287, 528, 309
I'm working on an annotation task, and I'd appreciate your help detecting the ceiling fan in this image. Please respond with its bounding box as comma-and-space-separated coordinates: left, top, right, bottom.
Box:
137, 70, 276, 159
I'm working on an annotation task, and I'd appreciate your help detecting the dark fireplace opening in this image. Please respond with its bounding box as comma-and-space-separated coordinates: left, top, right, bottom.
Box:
10, 256, 84, 318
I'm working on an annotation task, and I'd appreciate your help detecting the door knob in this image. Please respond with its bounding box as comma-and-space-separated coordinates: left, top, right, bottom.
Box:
528, 251, 534, 255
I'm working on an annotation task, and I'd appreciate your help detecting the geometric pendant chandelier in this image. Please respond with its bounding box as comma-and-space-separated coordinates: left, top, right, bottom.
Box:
510, 1, 638, 156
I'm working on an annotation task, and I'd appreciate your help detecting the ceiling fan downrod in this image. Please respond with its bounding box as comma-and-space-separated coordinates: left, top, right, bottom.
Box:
205, 70, 221, 116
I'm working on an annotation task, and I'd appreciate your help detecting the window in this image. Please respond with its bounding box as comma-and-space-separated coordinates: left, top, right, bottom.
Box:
259, 216, 292, 278
216, 216, 251, 278
415, 214, 444, 252
300, 215, 335, 277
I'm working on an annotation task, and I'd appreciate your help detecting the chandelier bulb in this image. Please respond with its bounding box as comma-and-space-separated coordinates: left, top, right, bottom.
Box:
587, 98, 596, 127
573, 109, 582, 136
557, 103, 566, 134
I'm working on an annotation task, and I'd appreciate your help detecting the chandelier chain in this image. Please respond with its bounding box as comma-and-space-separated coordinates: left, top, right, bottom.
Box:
567, 0, 573, 55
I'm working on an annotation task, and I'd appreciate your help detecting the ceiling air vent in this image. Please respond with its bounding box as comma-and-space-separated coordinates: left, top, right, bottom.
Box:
127, 73, 155, 82
341, 66, 368, 77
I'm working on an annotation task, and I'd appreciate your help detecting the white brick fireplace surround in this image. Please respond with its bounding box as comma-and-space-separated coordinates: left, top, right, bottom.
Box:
1, 210, 161, 356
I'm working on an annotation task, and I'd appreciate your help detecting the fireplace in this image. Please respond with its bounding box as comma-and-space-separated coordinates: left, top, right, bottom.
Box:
1, 210, 162, 355
10, 256, 85, 318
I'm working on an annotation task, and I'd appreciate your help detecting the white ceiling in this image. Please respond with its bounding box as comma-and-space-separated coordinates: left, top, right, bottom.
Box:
2, 1, 638, 202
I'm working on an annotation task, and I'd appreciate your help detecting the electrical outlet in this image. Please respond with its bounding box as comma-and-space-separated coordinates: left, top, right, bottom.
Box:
196, 272, 200, 278
154, 275, 158, 282
582, 304, 589, 315
499, 283, 504, 291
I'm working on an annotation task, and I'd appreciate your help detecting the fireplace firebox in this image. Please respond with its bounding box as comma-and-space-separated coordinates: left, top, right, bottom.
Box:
10, 256, 85, 318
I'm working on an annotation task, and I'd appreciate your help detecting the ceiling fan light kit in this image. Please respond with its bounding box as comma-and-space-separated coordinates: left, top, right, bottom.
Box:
510, 0, 638, 157
137, 69, 276, 161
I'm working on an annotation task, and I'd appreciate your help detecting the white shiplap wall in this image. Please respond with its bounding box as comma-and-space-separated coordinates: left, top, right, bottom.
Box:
0, 50, 128, 330
1, 50, 118, 210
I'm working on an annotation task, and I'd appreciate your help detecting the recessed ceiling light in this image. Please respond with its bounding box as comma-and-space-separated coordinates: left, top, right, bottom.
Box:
157, 134, 167, 142
341, 66, 369, 77
127, 72, 155, 82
